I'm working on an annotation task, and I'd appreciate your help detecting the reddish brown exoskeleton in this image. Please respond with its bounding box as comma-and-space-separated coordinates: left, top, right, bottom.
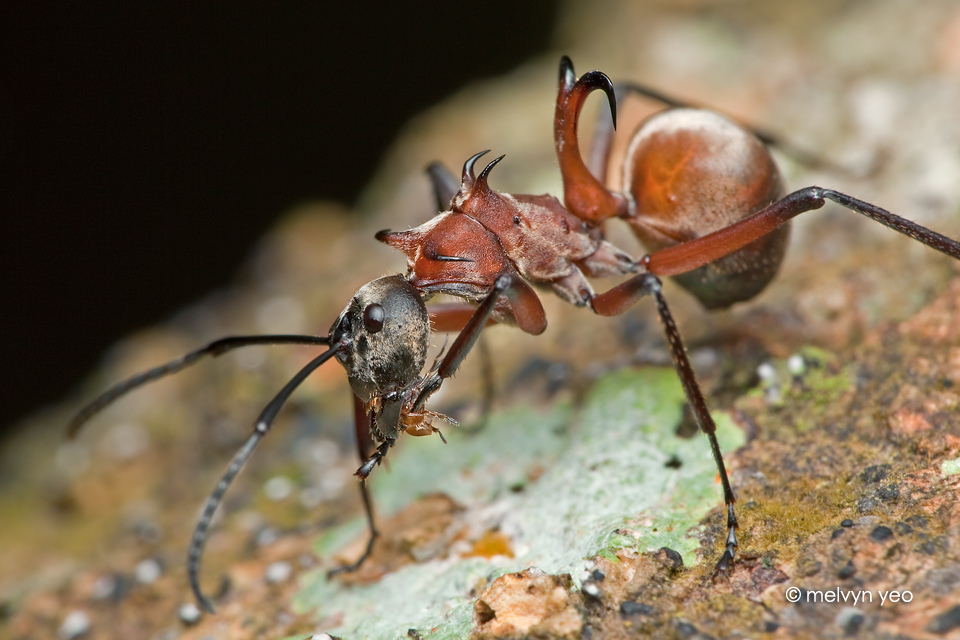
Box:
68, 57, 960, 613
377, 56, 960, 576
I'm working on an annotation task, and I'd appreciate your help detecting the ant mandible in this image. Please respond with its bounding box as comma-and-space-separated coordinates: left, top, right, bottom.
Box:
68, 56, 960, 613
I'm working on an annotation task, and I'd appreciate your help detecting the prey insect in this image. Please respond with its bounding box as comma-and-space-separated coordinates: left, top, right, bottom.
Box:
69, 57, 960, 613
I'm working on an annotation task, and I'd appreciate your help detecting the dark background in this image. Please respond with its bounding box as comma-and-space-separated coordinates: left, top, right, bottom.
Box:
2, 4, 559, 431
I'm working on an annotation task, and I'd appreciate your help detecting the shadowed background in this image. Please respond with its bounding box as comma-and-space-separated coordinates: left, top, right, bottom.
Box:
2, 3, 559, 430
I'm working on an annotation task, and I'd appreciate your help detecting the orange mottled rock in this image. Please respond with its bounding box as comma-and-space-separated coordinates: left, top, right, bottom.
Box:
473, 569, 582, 639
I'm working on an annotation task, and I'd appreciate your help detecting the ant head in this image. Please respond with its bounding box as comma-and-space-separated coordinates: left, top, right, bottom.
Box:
330, 275, 430, 403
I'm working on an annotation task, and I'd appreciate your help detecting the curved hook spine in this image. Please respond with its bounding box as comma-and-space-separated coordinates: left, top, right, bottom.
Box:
578, 70, 618, 130
559, 55, 576, 92
461, 150, 491, 188
554, 57, 626, 222
475, 154, 506, 192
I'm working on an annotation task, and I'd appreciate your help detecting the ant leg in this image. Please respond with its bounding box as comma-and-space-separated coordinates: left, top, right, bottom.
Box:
555, 56, 628, 223
594, 187, 960, 316
413, 274, 516, 412
352, 394, 376, 466
650, 277, 738, 573
645, 187, 960, 278
473, 334, 496, 431
67, 334, 331, 438
326, 478, 378, 576
428, 303, 496, 333
188, 345, 343, 613
614, 82, 688, 110
425, 161, 460, 211
601, 274, 739, 572
339, 390, 447, 575
328, 396, 381, 577
426, 303, 496, 430
329, 393, 412, 576
349, 389, 407, 480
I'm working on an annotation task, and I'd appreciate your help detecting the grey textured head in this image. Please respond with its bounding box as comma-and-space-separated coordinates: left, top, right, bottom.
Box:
330, 275, 430, 403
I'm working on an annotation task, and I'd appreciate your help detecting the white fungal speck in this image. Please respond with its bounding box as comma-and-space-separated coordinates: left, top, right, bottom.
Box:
757, 362, 778, 384
264, 475, 294, 501
58, 611, 91, 639
178, 602, 202, 625
757, 362, 781, 403
787, 354, 806, 377
265, 561, 293, 584
135, 558, 162, 584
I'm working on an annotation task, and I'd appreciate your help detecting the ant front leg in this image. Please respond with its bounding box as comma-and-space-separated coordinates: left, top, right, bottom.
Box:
327, 395, 381, 578
328, 276, 513, 577
330, 390, 416, 576
413, 274, 516, 413
428, 302, 500, 430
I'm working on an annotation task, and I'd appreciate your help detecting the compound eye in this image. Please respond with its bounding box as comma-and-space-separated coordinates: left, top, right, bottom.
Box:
362, 303, 385, 333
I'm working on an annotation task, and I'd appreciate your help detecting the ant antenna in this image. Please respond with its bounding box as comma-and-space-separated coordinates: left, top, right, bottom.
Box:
67, 335, 331, 438
188, 343, 343, 613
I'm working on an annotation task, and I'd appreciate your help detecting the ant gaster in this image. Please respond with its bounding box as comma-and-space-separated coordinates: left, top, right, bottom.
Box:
68, 57, 960, 613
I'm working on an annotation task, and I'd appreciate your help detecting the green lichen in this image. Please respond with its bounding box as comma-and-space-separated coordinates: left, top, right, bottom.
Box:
793, 346, 852, 408
294, 368, 745, 638
751, 346, 853, 432
941, 457, 960, 476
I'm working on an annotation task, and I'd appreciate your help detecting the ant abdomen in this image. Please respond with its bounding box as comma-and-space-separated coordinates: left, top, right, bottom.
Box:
623, 108, 789, 309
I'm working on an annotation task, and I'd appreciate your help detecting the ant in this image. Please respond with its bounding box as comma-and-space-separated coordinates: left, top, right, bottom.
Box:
68, 57, 960, 614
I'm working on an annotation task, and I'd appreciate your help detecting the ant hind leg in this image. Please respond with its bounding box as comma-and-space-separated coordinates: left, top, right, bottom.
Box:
594, 273, 740, 573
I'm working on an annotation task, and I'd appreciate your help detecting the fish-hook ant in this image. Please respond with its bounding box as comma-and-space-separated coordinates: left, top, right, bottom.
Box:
68, 57, 960, 613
